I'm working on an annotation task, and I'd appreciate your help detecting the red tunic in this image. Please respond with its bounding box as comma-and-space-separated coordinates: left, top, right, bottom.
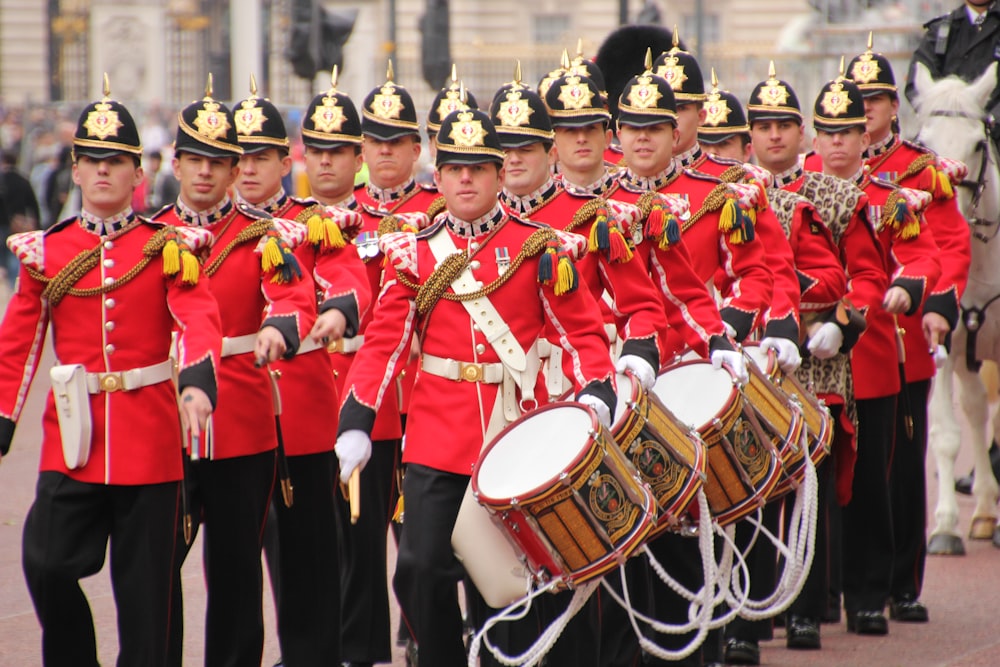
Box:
688, 151, 803, 340
339, 212, 615, 475
267, 196, 372, 456
0, 217, 222, 484
512, 184, 667, 369
155, 201, 317, 460
866, 137, 971, 384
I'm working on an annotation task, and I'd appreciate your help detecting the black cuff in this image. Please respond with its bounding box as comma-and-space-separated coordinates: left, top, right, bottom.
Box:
0, 417, 14, 456
796, 269, 818, 296
822, 302, 866, 354
178, 357, 218, 409
924, 289, 960, 330
320, 296, 361, 339
338, 393, 376, 437
262, 314, 301, 359
620, 337, 660, 375
719, 307, 756, 342
763, 314, 799, 342
708, 335, 735, 353
576, 378, 617, 420
891, 276, 926, 317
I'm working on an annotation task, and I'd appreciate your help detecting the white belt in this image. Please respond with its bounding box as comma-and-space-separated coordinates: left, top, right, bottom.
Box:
326, 335, 364, 354
85, 360, 174, 394
421, 353, 505, 384
221, 334, 257, 357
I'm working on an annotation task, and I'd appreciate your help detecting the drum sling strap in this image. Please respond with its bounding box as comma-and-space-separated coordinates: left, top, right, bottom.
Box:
425, 227, 540, 422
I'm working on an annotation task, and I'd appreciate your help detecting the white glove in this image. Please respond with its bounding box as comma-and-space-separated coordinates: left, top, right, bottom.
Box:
577, 393, 613, 428
615, 355, 657, 391
760, 336, 802, 374
711, 349, 749, 384
722, 321, 737, 339
933, 344, 949, 369
335, 429, 372, 484
807, 322, 844, 360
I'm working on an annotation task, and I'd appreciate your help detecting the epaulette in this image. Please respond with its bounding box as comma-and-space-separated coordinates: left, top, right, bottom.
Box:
707, 153, 744, 167
149, 202, 174, 221
426, 195, 447, 220
289, 195, 313, 207
922, 13, 949, 30
418, 181, 439, 193
681, 167, 724, 183
900, 139, 933, 156
6, 231, 44, 272
235, 201, 271, 220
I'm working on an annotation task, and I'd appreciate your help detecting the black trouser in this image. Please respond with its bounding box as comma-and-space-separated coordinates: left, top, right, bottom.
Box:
22, 472, 180, 667
643, 531, 709, 667
167, 450, 276, 667
787, 451, 836, 620
890, 380, 930, 601
842, 395, 896, 613
392, 463, 469, 666
265, 450, 341, 666
724, 500, 782, 642
334, 438, 399, 663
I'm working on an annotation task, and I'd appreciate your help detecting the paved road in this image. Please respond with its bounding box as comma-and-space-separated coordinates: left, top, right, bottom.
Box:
1, 336, 997, 666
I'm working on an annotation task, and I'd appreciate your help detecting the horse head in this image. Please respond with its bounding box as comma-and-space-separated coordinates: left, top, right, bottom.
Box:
912, 62, 999, 236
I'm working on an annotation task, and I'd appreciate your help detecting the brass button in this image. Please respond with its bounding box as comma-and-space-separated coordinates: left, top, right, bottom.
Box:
104, 241, 113, 250
105, 321, 115, 331
105, 298, 116, 308
105, 344, 116, 354
475, 343, 486, 354
103, 259, 114, 268
103, 277, 114, 286
470, 260, 481, 270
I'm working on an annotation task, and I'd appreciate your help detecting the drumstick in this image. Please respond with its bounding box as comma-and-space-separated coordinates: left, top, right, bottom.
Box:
349, 468, 361, 524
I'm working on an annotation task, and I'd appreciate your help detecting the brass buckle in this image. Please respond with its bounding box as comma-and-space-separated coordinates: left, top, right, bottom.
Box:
459, 362, 484, 383
327, 339, 344, 354
99, 372, 124, 392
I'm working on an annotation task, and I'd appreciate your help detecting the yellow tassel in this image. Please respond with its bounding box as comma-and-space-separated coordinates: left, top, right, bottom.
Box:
261, 237, 284, 272
180, 250, 200, 284
588, 218, 601, 252
555, 256, 575, 295
324, 219, 346, 249
306, 214, 325, 244
162, 239, 180, 276
938, 169, 954, 199
901, 218, 921, 240
718, 198, 736, 232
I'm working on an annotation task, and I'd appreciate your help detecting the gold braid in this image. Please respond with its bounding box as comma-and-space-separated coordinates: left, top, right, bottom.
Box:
718, 164, 747, 184
893, 153, 935, 185
203, 220, 272, 277
27, 225, 177, 306
397, 228, 556, 316
378, 214, 402, 237
426, 195, 447, 220
682, 183, 731, 232
564, 197, 607, 233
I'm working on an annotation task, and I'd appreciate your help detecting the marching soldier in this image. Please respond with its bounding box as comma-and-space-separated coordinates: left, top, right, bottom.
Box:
337, 62, 441, 667
807, 72, 941, 637
747, 64, 883, 651
233, 76, 371, 666
159, 77, 317, 666
0, 80, 222, 666
849, 35, 972, 623
335, 108, 617, 665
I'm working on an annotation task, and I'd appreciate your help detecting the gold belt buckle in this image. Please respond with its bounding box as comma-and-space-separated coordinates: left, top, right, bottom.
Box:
99, 372, 124, 392
459, 362, 484, 383
327, 339, 344, 354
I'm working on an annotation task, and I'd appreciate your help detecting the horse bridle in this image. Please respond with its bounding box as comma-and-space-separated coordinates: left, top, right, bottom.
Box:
924, 109, 1000, 242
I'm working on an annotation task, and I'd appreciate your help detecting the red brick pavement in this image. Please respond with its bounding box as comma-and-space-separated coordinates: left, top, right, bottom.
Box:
1, 337, 998, 666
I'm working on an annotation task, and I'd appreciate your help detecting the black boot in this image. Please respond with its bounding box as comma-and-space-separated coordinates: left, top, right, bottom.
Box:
955, 440, 1000, 495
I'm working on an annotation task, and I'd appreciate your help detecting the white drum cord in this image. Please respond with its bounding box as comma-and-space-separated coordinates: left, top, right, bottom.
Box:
467, 578, 598, 667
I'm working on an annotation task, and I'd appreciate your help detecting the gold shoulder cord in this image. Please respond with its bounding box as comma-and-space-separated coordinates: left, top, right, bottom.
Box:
426, 195, 447, 220
682, 182, 731, 232
203, 219, 272, 277
397, 228, 555, 316
27, 225, 177, 306
718, 164, 747, 184
564, 197, 607, 233
893, 153, 935, 185
293, 204, 326, 224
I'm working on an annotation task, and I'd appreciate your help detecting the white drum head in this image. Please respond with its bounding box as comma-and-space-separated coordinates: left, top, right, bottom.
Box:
652, 362, 733, 430
743, 345, 769, 372
477, 404, 593, 500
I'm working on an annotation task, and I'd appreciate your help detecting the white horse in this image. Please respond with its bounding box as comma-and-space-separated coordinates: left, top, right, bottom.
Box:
911, 62, 1000, 555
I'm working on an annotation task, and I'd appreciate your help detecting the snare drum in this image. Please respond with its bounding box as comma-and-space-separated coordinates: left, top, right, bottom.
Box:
652, 360, 782, 526
742, 344, 808, 499
744, 344, 832, 474
612, 372, 706, 534
473, 402, 657, 587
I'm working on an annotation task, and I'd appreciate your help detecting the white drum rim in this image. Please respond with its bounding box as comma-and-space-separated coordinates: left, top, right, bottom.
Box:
652, 361, 735, 430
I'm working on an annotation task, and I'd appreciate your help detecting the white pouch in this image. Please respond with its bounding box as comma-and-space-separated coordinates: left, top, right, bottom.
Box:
49, 364, 93, 469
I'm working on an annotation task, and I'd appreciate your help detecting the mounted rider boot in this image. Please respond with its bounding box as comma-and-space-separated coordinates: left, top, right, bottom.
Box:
954, 440, 1000, 495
